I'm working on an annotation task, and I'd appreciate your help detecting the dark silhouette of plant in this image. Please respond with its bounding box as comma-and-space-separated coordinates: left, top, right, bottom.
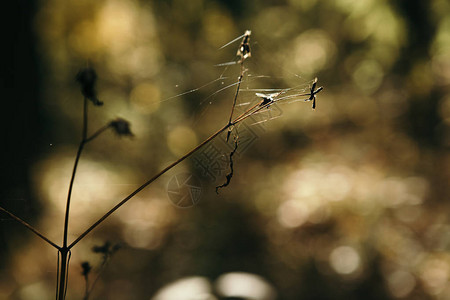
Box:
81, 241, 121, 300
0, 30, 322, 299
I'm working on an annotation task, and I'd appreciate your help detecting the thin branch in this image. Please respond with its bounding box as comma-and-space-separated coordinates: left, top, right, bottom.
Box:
226, 69, 244, 142
226, 30, 251, 142
230, 100, 264, 125
69, 97, 279, 249
84, 124, 111, 143
83, 274, 89, 300
69, 37, 317, 250
88, 249, 117, 297
58, 96, 88, 300
0, 206, 60, 249
63, 97, 88, 248
69, 122, 232, 249
56, 251, 61, 299
64, 250, 72, 299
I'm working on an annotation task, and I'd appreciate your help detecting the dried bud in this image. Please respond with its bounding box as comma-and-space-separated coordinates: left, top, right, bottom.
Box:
109, 118, 134, 137
92, 241, 121, 266
81, 261, 92, 276
76, 67, 103, 106
237, 30, 251, 62
92, 241, 111, 254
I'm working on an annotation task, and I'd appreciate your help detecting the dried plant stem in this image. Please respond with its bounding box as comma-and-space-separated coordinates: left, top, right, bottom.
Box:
226, 64, 245, 142
227, 65, 245, 126
63, 97, 88, 246
69, 99, 267, 249
58, 96, 89, 300
0, 69, 277, 300
69, 122, 230, 249
83, 275, 89, 300
85, 124, 110, 143
232, 99, 270, 124
0, 206, 59, 249
86, 258, 110, 298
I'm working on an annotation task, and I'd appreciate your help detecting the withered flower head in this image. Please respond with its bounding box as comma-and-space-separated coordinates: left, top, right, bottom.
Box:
81, 261, 92, 276
109, 118, 134, 137
92, 241, 121, 258
76, 67, 103, 106
92, 241, 111, 254
237, 30, 252, 62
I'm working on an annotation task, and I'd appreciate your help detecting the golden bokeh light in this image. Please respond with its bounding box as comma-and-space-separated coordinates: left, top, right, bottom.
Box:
167, 126, 198, 157
202, 8, 236, 48
386, 269, 416, 298
96, 0, 138, 53
215, 272, 277, 300
31, 150, 139, 241
130, 82, 161, 114
351, 59, 384, 94
329, 246, 361, 275
118, 197, 176, 249
420, 258, 450, 296
291, 30, 336, 75
277, 199, 309, 228
151, 277, 213, 300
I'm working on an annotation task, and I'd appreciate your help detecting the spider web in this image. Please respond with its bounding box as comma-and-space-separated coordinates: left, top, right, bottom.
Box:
153, 35, 316, 126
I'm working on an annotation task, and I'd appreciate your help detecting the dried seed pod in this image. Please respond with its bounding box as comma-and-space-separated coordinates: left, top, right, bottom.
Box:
76, 67, 103, 106
109, 118, 134, 137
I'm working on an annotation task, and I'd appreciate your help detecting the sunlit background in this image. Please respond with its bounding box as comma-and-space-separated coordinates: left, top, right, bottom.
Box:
1, 0, 449, 299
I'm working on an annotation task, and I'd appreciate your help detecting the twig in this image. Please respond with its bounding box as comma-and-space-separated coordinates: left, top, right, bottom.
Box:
226, 69, 244, 142
69, 30, 254, 248
226, 30, 252, 142
63, 96, 88, 249
58, 95, 89, 300
69, 122, 232, 249
0, 206, 60, 249
56, 251, 60, 299
69, 93, 281, 249
84, 124, 110, 143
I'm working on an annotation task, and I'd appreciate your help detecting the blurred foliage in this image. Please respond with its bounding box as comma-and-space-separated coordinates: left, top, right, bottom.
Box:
1, 0, 450, 299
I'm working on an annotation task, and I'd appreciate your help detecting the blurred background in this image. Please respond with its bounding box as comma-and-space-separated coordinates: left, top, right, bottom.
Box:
1, 0, 449, 299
